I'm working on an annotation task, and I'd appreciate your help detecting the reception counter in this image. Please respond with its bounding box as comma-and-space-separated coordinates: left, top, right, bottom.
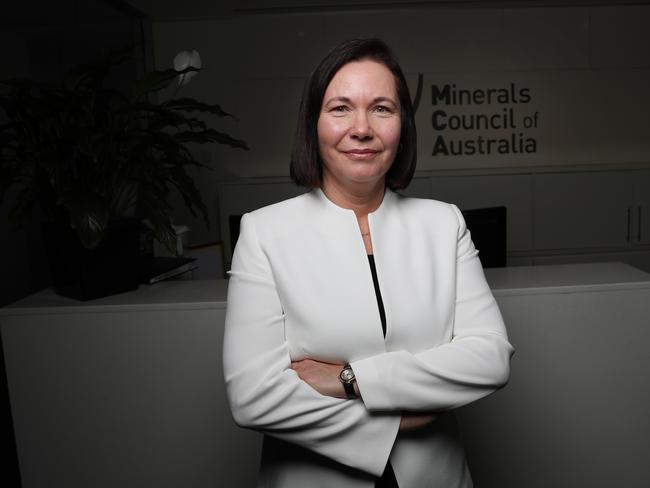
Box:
0, 279, 246, 488
1, 262, 649, 488
464, 262, 650, 488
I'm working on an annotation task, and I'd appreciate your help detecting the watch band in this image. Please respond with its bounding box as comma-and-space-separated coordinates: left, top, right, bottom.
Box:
342, 379, 356, 399
339, 364, 358, 399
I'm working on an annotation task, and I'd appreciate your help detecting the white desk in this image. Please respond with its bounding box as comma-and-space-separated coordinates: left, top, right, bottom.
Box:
2, 263, 649, 488
485, 261, 650, 295
464, 262, 650, 488
3, 278, 229, 311
1, 279, 259, 488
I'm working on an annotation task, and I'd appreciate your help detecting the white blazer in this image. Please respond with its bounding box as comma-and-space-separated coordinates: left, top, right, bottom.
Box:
223, 188, 514, 488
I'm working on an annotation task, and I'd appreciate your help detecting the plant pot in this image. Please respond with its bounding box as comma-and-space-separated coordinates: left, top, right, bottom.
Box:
42, 217, 141, 301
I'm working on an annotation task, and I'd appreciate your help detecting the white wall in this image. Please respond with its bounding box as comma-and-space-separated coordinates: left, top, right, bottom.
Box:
151, 3, 650, 244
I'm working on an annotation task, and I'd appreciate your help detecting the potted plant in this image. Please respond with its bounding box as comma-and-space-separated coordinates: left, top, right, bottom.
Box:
0, 47, 248, 300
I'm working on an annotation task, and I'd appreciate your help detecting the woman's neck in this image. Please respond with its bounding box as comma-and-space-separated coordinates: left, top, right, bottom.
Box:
321, 176, 386, 218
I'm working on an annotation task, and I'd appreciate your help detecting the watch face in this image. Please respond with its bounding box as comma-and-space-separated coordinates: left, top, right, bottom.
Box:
340, 368, 355, 382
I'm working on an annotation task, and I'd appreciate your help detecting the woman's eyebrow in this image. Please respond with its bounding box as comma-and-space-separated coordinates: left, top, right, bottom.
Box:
323, 96, 397, 105
323, 96, 352, 105
373, 96, 398, 106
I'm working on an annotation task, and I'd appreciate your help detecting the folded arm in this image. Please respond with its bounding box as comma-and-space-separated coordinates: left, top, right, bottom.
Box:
351, 204, 514, 412
289, 358, 437, 431
223, 213, 400, 477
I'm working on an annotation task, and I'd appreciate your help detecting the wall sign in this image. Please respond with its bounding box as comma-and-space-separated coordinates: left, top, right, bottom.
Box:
429, 82, 539, 157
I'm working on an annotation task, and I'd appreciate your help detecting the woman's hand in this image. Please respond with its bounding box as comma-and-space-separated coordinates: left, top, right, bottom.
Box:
292, 359, 435, 430
399, 412, 436, 431
290, 359, 347, 399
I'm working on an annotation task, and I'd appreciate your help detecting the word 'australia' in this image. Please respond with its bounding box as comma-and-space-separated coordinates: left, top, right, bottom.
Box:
433, 133, 537, 156
432, 83, 531, 106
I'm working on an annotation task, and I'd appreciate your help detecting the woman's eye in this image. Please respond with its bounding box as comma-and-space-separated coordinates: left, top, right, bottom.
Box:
332, 105, 348, 113
374, 105, 391, 113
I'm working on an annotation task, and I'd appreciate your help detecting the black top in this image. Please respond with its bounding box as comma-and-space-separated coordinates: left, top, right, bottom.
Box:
367, 255, 387, 338
367, 255, 398, 488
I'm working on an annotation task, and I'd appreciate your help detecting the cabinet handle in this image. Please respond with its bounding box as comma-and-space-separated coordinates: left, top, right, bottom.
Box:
638, 206, 643, 242
627, 207, 631, 242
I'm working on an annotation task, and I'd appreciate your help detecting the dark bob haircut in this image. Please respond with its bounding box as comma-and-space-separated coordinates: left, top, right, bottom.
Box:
290, 38, 417, 190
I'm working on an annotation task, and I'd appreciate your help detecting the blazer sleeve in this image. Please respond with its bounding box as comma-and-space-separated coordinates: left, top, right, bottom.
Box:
351, 204, 515, 412
222, 213, 400, 477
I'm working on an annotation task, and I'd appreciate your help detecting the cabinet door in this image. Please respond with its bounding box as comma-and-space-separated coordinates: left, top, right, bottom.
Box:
1, 303, 262, 488
633, 169, 650, 245
533, 171, 632, 250
430, 175, 533, 252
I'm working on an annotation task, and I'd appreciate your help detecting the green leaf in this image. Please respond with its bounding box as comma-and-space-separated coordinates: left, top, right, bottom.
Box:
175, 128, 249, 150
162, 98, 234, 118
63, 45, 135, 92
64, 191, 109, 249
63, 67, 97, 92
109, 180, 138, 216
0, 51, 248, 247
132, 67, 200, 99
131, 102, 208, 131
167, 165, 209, 225
137, 181, 176, 254
6, 185, 34, 228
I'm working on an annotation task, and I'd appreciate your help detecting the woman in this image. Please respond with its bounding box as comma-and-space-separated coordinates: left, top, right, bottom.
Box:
223, 38, 514, 488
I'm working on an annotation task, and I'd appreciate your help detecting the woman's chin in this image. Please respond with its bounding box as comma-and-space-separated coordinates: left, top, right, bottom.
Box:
339, 174, 387, 188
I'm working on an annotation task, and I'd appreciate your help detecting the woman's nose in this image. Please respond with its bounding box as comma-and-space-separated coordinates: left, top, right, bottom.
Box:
349, 112, 373, 139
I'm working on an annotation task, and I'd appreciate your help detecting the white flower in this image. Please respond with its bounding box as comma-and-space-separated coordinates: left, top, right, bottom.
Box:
173, 49, 202, 86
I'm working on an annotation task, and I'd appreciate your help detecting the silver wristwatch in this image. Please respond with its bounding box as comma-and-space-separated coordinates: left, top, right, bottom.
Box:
339, 364, 358, 399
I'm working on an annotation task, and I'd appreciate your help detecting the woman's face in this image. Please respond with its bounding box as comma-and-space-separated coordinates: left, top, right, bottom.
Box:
317, 59, 401, 190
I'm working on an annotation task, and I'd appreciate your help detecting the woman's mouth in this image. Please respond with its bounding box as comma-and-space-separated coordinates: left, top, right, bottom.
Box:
344, 149, 379, 160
